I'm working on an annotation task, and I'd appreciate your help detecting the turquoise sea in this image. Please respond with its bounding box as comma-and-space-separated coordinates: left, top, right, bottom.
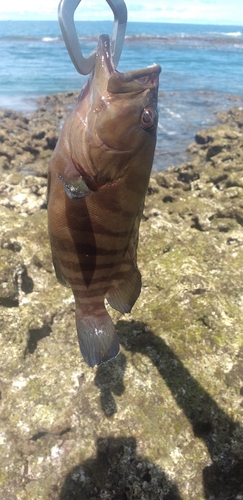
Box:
0, 20, 243, 167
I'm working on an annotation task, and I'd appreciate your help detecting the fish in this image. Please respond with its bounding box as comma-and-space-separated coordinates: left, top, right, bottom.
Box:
47, 34, 161, 367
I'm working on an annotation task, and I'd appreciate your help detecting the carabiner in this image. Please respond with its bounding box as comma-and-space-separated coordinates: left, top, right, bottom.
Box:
58, 0, 127, 75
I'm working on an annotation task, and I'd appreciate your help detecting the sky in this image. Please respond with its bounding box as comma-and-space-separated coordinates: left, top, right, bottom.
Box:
0, 0, 243, 25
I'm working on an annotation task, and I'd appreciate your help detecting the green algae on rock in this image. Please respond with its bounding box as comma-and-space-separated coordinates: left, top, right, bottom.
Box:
0, 104, 243, 499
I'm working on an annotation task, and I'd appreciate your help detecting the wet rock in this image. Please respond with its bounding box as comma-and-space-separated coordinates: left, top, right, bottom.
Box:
217, 106, 243, 128
0, 93, 79, 175
0, 172, 47, 214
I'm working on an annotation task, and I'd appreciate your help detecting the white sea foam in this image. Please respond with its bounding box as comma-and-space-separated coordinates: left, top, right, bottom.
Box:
42, 36, 59, 42
164, 108, 182, 119
221, 31, 242, 37
0, 95, 38, 112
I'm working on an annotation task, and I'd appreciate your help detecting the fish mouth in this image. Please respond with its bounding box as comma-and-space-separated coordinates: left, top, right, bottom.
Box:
95, 34, 161, 94
96, 34, 115, 75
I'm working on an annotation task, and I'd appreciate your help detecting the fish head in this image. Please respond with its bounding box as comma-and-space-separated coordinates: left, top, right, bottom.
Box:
71, 34, 161, 184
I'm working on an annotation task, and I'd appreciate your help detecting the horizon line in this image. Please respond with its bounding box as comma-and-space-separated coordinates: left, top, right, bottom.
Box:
0, 18, 242, 27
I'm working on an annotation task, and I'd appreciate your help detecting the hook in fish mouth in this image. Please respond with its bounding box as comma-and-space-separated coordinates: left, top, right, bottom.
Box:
95, 34, 161, 94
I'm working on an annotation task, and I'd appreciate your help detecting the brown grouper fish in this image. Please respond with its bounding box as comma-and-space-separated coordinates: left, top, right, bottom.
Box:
48, 34, 161, 367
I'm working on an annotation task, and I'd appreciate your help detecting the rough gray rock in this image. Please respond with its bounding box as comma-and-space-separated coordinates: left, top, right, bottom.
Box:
0, 102, 243, 499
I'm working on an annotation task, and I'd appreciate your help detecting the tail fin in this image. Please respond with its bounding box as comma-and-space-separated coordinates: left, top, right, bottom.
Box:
76, 309, 120, 368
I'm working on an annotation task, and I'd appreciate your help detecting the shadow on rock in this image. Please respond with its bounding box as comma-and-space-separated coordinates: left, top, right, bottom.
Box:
114, 320, 243, 500
59, 436, 182, 500
94, 352, 127, 417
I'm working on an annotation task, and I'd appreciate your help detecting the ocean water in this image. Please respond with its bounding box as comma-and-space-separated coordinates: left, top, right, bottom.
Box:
0, 20, 243, 169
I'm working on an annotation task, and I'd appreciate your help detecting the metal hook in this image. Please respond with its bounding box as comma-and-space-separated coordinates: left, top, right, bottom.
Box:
58, 0, 127, 75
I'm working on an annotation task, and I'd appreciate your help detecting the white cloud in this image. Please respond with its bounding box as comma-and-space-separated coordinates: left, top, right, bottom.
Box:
0, 0, 243, 24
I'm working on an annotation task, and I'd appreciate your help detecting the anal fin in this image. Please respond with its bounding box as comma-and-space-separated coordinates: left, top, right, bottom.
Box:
106, 266, 141, 314
106, 202, 143, 314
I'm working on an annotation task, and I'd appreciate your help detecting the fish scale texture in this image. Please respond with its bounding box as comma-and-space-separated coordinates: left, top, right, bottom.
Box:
48, 38, 160, 366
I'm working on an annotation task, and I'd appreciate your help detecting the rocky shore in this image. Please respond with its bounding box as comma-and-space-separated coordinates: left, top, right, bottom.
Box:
0, 95, 243, 499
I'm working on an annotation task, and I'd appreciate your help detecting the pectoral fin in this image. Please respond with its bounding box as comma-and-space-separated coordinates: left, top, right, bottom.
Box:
57, 173, 90, 199
52, 255, 70, 288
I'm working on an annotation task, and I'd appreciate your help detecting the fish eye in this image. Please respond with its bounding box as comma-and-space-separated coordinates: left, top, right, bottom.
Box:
140, 107, 156, 130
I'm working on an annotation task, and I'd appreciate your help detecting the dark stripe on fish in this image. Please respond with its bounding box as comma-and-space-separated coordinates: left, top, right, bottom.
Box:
58, 259, 122, 272
90, 222, 130, 238
71, 243, 127, 257
67, 269, 133, 287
